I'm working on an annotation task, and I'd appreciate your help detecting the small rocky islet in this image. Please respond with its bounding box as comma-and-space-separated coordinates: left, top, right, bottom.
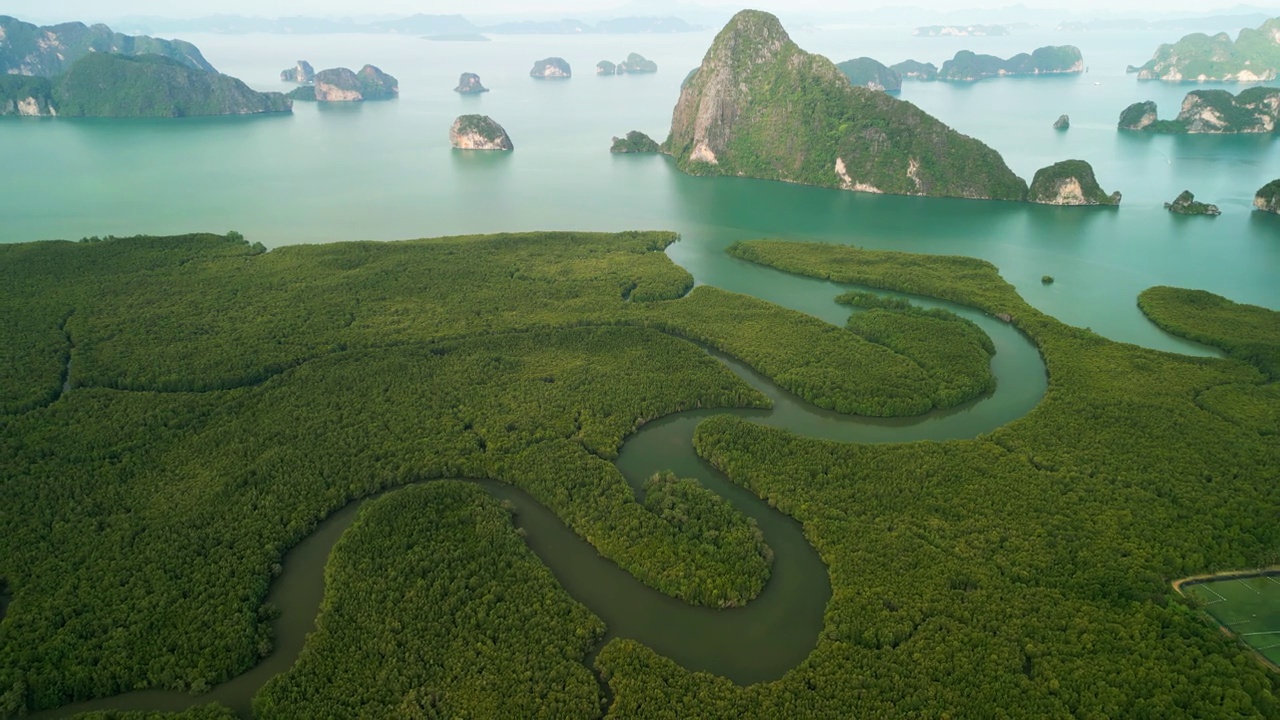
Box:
454, 72, 489, 94
610, 131, 660, 153
530, 57, 572, 79
1165, 191, 1221, 216
450, 114, 513, 150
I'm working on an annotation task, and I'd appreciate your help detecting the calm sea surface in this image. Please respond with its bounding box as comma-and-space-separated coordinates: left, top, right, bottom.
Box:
2, 25, 1276, 351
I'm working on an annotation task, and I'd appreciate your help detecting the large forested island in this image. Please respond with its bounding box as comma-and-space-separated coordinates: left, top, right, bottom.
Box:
0, 15, 215, 76
662, 11, 1029, 201
0, 53, 291, 117
0, 230, 1277, 718
1134, 17, 1280, 81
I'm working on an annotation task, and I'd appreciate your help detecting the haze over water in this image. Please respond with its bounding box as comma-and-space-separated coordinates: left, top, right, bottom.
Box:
2, 24, 1276, 352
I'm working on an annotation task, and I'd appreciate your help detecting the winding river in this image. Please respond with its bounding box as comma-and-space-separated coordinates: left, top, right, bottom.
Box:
36, 287, 1047, 719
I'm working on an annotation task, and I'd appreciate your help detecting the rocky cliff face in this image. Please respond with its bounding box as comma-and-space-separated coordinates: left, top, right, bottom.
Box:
891, 60, 938, 81
1256, 179, 1280, 213
1165, 190, 1221, 215
314, 65, 399, 101
530, 57, 571, 78
597, 60, 617, 75
1053, 114, 1070, 130
0, 15, 216, 76
450, 114, 513, 150
281, 60, 315, 84
0, 75, 55, 115
1118, 101, 1159, 130
454, 72, 488, 93
1028, 160, 1120, 206
1119, 89, 1279, 133
1135, 19, 1280, 82
662, 10, 1028, 201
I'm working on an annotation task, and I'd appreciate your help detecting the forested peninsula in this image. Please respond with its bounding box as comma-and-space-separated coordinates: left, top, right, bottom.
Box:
1, 231, 1277, 718
0, 15, 214, 76
0, 53, 290, 118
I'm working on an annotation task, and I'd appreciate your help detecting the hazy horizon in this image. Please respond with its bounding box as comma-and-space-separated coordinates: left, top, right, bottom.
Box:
6, 0, 1279, 26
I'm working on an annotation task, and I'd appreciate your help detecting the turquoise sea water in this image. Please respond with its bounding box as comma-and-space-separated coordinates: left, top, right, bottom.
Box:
1, 27, 1276, 347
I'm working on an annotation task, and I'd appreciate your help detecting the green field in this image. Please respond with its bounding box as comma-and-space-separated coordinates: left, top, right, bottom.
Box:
1186, 575, 1280, 665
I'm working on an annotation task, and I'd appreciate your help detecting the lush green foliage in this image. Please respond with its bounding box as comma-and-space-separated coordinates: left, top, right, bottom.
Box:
1136, 18, 1280, 80
254, 482, 604, 719
889, 59, 938, 80
1165, 190, 1221, 215
70, 708, 237, 720
0, 230, 988, 715
938, 46, 1083, 81
837, 292, 997, 408
452, 114, 512, 146
0, 15, 215, 76
1257, 178, 1280, 212
663, 10, 1029, 201
0, 74, 54, 114
1028, 160, 1121, 205
610, 131, 660, 153
51, 53, 291, 118
835, 57, 902, 92
596, 240, 1280, 718
617, 53, 658, 74
284, 85, 315, 101
1123, 88, 1280, 134
313, 65, 398, 101
1138, 286, 1280, 379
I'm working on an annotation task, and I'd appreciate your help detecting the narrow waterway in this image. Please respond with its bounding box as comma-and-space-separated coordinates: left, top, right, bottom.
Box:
36, 282, 1047, 718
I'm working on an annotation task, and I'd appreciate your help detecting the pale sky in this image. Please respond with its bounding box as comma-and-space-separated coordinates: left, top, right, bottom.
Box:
9, 0, 1272, 22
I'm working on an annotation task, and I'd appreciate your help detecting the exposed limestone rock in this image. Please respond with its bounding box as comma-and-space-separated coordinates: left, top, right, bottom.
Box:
530, 57, 571, 79
1053, 114, 1070, 130
1028, 160, 1121, 206
1165, 190, 1221, 216
281, 60, 315, 84
450, 114, 513, 150
454, 72, 488, 93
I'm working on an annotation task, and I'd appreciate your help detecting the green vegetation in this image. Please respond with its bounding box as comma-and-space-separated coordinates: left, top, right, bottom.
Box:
530, 57, 572, 78
937, 46, 1083, 81
664, 10, 1029, 201
1165, 190, 1221, 216
1256, 179, 1280, 213
1135, 18, 1280, 81
1042, 275, 1055, 284
0, 74, 54, 115
644, 285, 994, 416
837, 292, 997, 408
1121, 89, 1280, 134
0, 230, 999, 715
284, 85, 315, 102
597, 60, 617, 75
254, 483, 604, 718
594, 239, 1280, 717
1118, 100, 1159, 130
313, 65, 398, 101
890, 59, 938, 80
0, 15, 216, 76
617, 53, 658, 74
610, 131, 660, 153
451, 114, 512, 148
70, 708, 236, 720
1028, 160, 1121, 206
835, 57, 902, 92
1138, 286, 1280, 379
1185, 576, 1280, 665
50, 53, 290, 118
